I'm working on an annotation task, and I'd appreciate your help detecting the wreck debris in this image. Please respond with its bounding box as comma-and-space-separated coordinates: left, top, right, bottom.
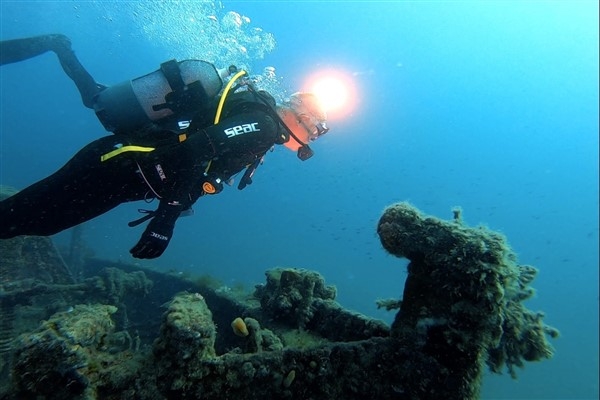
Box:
0, 202, 557, 399
377, 202, 559, 396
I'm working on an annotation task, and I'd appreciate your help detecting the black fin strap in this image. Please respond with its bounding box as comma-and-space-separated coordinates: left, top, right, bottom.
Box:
128, 209, 157, 227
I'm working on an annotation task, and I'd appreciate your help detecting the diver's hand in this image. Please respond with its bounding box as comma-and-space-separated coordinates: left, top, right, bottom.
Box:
130, 228, 172, 259
129, 200, 182, 259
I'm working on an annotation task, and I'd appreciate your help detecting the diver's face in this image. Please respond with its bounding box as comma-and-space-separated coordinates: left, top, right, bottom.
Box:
297, 113, 321, 140
280, 109, 313, 151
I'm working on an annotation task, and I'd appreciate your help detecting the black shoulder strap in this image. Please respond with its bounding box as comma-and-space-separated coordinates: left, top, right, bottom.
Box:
153, 60, 208, 113
160, 60, 185, 93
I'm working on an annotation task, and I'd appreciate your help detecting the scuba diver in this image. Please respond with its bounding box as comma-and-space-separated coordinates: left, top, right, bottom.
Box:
0, 34, 330, 259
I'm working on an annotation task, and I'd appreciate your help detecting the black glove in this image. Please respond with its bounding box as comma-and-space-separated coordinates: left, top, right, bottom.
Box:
130, 203, 180, 259
129, 225, 172, 259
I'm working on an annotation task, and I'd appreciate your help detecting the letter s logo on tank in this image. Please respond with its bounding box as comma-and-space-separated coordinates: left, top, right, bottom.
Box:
224, 123, 260, 138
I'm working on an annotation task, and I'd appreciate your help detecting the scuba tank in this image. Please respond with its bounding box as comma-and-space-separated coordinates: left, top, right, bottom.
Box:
93, 60, 234, 134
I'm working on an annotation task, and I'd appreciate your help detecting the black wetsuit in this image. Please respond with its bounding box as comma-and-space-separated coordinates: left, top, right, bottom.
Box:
0, 91, 287, 258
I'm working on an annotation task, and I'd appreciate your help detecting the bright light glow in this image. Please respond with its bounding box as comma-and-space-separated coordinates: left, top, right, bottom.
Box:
313, 78, 348, 112
303, 68, 357, 120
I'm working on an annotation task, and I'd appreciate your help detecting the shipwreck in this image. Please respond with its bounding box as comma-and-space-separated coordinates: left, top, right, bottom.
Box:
0, 197, 558, 399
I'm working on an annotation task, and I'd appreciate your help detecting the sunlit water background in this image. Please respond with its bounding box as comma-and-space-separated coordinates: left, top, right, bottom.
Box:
1, 1, 598, 399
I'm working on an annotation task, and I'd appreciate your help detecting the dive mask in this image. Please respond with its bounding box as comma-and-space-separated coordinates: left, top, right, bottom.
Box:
297, 113, 330, 142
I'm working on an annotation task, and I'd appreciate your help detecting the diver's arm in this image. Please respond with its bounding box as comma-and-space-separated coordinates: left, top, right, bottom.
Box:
187, 111, 279, 155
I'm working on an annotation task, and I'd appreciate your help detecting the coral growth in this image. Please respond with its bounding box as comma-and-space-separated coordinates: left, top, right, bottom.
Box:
239, 317, 283, 353
88, 267, 153, 304
152, 292, 216, 394
11, 304, 136, 399
377, 202, 559, 397
254, 268, 337, 328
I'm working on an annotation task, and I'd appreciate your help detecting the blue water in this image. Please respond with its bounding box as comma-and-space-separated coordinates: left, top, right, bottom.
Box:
1, 1, 598, 399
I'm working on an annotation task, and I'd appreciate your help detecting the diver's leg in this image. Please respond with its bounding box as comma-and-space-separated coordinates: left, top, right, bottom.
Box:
53, 38, 106, 108
0, 34, 71, 64
0, 136, 146, 239
0, 34, 104, 108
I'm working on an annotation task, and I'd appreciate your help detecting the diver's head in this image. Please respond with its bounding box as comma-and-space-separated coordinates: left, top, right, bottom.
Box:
277, 92, 329, 153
